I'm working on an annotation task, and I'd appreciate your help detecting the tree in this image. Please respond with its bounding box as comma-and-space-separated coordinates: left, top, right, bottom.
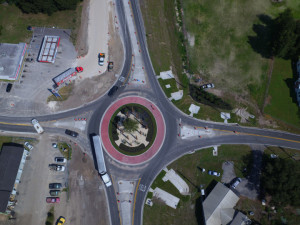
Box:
271, 8, 299, 59
123, 118, 139, 132
261, 157, 300, 206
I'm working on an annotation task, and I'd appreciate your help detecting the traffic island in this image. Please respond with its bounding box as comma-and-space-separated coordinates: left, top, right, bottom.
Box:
109, 103, 157, 156
101, 96, 165, 165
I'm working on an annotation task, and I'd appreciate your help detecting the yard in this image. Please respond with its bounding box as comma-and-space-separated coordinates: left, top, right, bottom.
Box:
0, 3, 82, 44
143, 145, 252, 225
264, 58, 300, 130
143, 144, 300, 225
140, 0, 300, 128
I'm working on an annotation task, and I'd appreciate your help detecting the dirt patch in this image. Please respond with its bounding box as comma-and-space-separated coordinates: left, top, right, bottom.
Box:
54, 142, 109, 225
76, 0, 90, 56
48, 0, 124, 112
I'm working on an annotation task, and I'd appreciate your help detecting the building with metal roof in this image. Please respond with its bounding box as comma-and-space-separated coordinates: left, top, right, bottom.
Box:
0, 144, 28, 213
0, 43, 27, 80
203, 182, 250, 225
38, 35, 60, 63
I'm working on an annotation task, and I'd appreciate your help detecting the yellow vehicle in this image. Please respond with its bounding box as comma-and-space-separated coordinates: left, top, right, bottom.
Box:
57, 216, 65, 225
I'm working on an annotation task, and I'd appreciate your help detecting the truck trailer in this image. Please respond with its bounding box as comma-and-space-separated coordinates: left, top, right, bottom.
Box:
92, 135, 112, 187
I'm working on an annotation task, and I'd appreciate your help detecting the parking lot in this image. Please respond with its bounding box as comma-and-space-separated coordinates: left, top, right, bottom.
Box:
8, 135, 109, 225
0, 27, 77, 116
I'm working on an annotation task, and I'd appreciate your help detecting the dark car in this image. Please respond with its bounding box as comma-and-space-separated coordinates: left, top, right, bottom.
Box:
6, 83, 13, 93
50, 190, 61, 196
49, 183, 63, 189
65, 129, 78, 137
55, 157, 66, 163
108, 86, 118, 97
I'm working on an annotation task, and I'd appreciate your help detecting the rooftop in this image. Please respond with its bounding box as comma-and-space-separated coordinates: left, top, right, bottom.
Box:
0, 144, 24, 212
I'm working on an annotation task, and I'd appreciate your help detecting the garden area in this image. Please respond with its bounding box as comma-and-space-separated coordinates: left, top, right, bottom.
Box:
109, 103, 157, 156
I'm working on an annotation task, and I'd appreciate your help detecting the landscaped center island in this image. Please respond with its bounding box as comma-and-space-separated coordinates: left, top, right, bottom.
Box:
109, 104, 157, 156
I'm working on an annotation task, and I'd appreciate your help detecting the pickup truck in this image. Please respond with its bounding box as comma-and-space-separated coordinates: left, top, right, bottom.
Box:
31, 119, 44, 134
98, 53, 105, 66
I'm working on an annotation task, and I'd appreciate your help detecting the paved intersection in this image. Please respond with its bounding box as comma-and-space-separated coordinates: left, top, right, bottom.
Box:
1, 0, 300, 225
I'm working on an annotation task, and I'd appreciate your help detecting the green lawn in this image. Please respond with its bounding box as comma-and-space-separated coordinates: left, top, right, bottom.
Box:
0, 136, 36, 151
264, 58, 300, 128
140, 0, 300, 128
0, 3, 82, 44
144, 145, 252, 225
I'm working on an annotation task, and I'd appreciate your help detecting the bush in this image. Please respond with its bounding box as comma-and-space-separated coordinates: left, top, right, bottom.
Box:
190, 84, 232, 110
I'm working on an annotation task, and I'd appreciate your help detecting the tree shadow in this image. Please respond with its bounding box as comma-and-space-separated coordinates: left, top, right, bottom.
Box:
248, 14, 274, 58
284, 60, 299, 105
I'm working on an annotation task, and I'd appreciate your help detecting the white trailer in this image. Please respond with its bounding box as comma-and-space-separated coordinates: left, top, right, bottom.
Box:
92, 135, 112, 187
31, 119, 44, 134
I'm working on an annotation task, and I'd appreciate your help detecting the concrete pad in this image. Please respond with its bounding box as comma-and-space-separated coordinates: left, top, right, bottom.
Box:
221, 112, 231, 123
189, 104, 200, 117
158, 70, 174, 80
165, 84, 171, 89
221, 161, 236, 184
162, 168, 189, 195
169, 90, 183, 101
213, 146, 218, 156
153, 187, 180, 209
180, 126, 215, 139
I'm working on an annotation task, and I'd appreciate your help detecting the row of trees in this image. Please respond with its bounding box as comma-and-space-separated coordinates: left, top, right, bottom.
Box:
0, 0, 82, 15
272, 8, 300, 59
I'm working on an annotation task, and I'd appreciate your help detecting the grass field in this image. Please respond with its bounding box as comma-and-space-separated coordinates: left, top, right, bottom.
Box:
0, 3, 82, 44
0, 136, 35, 150
144, 145, 300, 224
264, 58, 300, 128
140, 0, 300, 128
143, 145, 252, 225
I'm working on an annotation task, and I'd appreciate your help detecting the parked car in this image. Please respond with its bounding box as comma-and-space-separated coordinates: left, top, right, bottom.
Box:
55, 157, 67, 163
46, 197, 60, 203
24, 142, 34, 151
6, 83, 13, 93
49, 164, 65, 172
49, 183, 63, 189
208, 170, 220, 177
108, 86, 118, 97
75, 66, 83, 73
200, 83, 214, 90
50, 190, 61, 196
52, 143, 58, 148
57, 216, 66, 225
65, 129, 78, 137
232, 178, 242, 189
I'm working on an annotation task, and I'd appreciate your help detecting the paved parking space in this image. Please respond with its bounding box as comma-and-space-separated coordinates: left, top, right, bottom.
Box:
8, 134, 109, 225
13, 135, 68, 225
0, 27, 77, 116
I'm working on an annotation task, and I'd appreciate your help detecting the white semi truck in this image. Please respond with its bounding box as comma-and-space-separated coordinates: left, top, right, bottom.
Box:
92, 135, 112, 187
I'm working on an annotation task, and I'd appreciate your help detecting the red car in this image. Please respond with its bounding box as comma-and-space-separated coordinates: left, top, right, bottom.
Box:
76, 67, 83, 72
46, 197, 60, 203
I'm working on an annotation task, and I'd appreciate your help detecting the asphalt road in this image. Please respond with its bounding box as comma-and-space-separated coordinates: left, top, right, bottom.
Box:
1, 0, 300, 225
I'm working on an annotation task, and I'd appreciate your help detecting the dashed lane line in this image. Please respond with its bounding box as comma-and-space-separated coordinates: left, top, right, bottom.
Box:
132, 178, 141, 225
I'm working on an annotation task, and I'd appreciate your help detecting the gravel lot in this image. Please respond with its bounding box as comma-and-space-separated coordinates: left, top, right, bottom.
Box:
0, 134, 109, 225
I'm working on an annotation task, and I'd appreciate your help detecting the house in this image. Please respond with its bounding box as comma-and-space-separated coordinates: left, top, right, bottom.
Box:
0, 144, 28, 213
295, 61, 300, 107
203, 182, 251, 225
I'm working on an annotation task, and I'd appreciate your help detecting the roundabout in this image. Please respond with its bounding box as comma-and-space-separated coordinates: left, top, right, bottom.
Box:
100, 96, 166, 165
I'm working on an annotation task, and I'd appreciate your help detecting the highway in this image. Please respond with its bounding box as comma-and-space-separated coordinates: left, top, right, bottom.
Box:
0, 0, 300, 225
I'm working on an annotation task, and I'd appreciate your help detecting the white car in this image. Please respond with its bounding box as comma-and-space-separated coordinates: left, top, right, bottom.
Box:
232, 178, 242, 189
57, 165, 65, 172
31, 118, 44, 134
24, 142, 34, 151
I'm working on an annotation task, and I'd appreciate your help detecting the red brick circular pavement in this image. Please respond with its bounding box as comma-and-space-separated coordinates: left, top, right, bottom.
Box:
100, 96, 165, 165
